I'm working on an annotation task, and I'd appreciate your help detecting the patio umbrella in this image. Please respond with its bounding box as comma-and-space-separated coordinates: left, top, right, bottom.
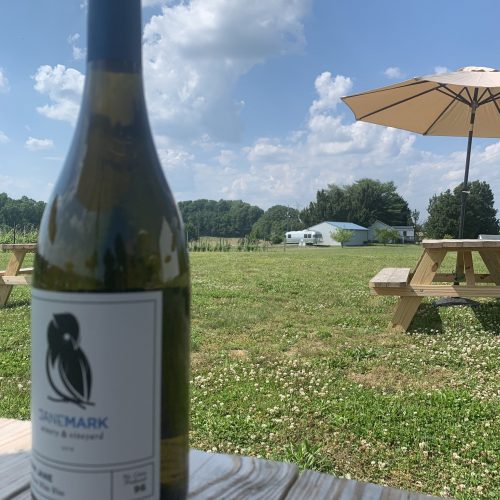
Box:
341, 66, 500, 240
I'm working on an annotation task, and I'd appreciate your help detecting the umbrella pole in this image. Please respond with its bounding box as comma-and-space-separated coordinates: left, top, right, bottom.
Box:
455, 91, 478, 283
457, 88, 479, 240
457, 115, 476, 239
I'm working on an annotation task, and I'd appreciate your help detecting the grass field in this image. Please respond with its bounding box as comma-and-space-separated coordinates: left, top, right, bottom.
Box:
1, 245, 498, 498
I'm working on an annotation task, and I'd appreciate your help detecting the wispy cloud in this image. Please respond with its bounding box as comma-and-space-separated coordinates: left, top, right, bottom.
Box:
25, 137, 54, 151
434, 66, 449, 74
67, 33, 86, 61
0, 131, 9, 143
384, 66, 404, 79
0, 67, 9, 92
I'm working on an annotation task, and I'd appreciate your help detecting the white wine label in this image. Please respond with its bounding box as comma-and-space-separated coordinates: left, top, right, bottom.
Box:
31, 290, 162, 500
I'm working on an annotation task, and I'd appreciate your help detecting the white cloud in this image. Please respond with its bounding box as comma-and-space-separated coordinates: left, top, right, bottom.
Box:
25, 137, 54, 151
33, 65, 84, 124
0, 67, 9, 92
309, 72, 353, 115
0, 131, 8, 143
384, 66, 404, 79
434, 66, 449, 74
32, 1, 311, 142
161, 69, 500, 219
143, 0, 311, 141
67, 33, 86, 61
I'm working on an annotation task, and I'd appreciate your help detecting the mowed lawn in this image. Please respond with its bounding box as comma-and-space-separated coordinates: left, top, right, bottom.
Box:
1, 246, 499, 498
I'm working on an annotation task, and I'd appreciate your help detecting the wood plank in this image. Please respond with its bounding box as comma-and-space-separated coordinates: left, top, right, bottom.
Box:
463, 251, 475, 286
285, 469, 440, 499
0, 276, 32, 285
188, 449, 299, 499
0, 244, 37, 251
433, 273, 492, 283
478, 250, 500, 285
372, 285, 500, 298
0, 452, 31, 499
422, 239, 500, 249
370, 268, 411, 288
0, 419, 31, 454
3, 450, 299, 500
0, 267, 33, 276
0, 420, 299, 500
455, 250, 465, 282
390, 249, 447, 331
0, 250, 27, 307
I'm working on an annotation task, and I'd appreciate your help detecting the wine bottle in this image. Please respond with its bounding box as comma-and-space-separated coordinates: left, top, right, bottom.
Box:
30, 1, 190, 499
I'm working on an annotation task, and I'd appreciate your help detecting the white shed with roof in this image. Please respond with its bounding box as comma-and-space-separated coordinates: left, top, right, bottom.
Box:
307, 221, 368, 246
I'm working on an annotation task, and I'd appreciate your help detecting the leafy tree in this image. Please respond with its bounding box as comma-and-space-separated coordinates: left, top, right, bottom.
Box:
251, 205, 303, 241
179, 199, 263, 239
331, 228, 353, 247
300, 179, 411, 227
300, 184, 347, 227
424, 181, 499, 238
375, 228, 399, 245
0, 193, 45, 228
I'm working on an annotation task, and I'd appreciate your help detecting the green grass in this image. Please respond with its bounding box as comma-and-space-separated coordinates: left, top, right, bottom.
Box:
1, 246, 499, 498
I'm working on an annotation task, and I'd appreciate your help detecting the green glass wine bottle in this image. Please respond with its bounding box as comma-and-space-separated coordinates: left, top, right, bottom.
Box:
30, 1, 189, 499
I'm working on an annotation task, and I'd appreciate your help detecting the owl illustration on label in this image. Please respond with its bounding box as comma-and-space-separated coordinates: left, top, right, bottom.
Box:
46, 313, 94, 408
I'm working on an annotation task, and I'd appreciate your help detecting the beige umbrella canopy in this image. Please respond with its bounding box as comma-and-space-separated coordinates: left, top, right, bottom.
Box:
342, 66, 500, 238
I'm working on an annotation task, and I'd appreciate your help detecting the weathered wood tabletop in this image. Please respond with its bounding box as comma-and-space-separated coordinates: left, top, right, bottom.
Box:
0, 243, 36, 307
0, 418, 440, 499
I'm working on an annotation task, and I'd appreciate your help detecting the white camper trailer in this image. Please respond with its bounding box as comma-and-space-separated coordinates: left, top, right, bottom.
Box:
285, 230, 323, 245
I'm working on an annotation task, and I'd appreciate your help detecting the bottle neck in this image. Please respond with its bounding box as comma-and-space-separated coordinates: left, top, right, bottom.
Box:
87, 0, 142, 72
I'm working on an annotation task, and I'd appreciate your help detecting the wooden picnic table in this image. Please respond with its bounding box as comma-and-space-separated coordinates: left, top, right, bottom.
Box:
370, 238, 500, 331
0, 418, 439, 499
0, 243, 36, 307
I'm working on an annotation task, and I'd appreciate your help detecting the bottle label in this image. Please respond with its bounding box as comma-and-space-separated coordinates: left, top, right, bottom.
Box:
31, 289, 162, 500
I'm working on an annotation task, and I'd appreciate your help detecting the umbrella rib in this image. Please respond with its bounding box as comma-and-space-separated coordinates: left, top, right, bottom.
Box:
485, 88, 500, 115
477, 88, 489, 104
435, 86, 471, 106
343, 79, 429, 99
357, 84, 447, 120
422, 96, 459, 135
479, 89, 500, 107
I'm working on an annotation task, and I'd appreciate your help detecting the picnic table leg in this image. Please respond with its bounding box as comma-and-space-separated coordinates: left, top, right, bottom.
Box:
390, 297, 422, 332
390, 249, 447, 331
455, 250, 465, 282
463, 251, 475, 286
478, 250, 500, 285
0, 250, 27, 307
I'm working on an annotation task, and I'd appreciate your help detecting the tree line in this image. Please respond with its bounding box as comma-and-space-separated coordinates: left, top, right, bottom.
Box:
1, 178, 499, 241
0, 193, 45, 229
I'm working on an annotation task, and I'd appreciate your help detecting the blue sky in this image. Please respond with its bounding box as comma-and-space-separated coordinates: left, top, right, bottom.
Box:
2, 0, 500, 220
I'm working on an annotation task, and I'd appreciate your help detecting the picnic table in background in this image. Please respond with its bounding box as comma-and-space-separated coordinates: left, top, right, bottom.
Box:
370, 239, 500, 331
0, 418, 439, 499
0, 243, 36, 307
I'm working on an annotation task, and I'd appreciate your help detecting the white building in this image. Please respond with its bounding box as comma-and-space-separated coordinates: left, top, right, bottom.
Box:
307, 221, 368, 246
368, 220, 415, 243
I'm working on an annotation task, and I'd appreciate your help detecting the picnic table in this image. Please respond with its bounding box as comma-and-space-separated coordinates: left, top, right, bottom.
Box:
0, 243, 36, 307
0, 418, 439, 499
370, 238, 500, 331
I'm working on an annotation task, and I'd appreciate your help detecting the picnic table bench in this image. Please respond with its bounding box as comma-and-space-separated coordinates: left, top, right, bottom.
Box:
0, 418, 439, 499
370, 239, 500, 331
0, 243, 36, 307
